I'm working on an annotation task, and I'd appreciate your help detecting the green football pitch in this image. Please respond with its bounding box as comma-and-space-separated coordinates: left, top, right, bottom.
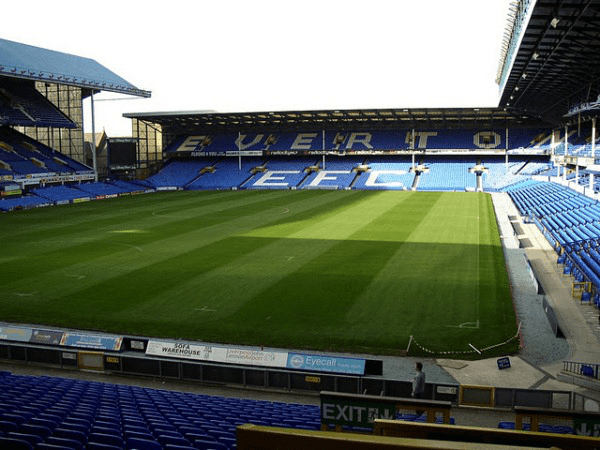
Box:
0, 190, 519, 357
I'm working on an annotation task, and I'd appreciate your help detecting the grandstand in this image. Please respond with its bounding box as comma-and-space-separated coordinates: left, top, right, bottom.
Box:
2, 0, 600, 448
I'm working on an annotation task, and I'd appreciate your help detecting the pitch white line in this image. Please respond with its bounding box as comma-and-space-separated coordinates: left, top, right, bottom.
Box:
104, 241, 144, 252
446, 320, 480, 329
14, 291, 38, 297
66, 274, 86, 280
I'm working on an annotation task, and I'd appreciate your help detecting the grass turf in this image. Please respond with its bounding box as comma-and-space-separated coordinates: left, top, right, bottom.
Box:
0, 190, 519, 357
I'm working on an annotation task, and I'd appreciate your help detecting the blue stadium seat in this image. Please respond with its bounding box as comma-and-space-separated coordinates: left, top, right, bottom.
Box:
0, 436, 34, 450
0, 420, 19, 433
51, 427, 87, 445
0, 371, 321, 450
46, 435, 85, 450
18, 423, 52, 438
87, 432, 125, 448
126, 436, 163, 450
163, 444, 196, 450
193, 440, 228, 450
5, 431, 43, 446
85, 443, 125, 450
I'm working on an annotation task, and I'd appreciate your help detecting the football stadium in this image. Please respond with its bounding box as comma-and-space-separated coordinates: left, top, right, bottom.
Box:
1, 1, 600, 448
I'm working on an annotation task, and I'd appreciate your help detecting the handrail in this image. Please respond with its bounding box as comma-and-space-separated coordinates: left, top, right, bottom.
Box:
563, 360, 600, 380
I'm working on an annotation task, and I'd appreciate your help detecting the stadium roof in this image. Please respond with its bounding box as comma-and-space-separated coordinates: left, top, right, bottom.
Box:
0, 38, 150, 98
498, 0, 600, 124
124, 107, 551, 135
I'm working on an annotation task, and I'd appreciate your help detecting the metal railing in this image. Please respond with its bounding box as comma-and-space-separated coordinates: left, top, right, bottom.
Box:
563, 360, 600, 380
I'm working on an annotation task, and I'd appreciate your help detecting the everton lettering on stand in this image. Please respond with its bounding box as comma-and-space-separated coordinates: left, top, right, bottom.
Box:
171, 129, 519, 154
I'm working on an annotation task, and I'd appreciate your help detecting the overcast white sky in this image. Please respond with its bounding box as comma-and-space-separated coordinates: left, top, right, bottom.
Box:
3, 0, 512, 136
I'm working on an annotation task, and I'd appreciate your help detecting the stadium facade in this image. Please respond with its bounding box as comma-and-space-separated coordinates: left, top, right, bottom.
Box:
0, 1, 599, 195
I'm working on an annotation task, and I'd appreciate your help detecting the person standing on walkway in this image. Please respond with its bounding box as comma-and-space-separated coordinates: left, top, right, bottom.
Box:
412, 362, 426, 398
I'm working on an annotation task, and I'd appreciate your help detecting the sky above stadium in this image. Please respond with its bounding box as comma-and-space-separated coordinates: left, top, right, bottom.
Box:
4, 0, 512, 136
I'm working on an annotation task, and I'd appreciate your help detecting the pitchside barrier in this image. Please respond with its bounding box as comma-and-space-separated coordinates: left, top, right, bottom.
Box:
235, 424, 550, 450
373, 419, 600, 450
1, 335, 599, 413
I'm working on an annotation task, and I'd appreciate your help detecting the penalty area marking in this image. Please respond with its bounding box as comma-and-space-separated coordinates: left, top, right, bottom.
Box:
66, 274, 86, 280
104, 241, 144, 253
446, 320, 480, 329
14, 291, 38, 297
151, 209, 170, 217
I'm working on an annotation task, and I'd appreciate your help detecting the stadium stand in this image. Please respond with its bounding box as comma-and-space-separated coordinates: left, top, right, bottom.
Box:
73, 182, 130, 197
0, 194, 50, 212
146, 159, 213, 189
0, 371, 321, 450
32, 185, 92, 203
301, 170, 356, 190
244, 158, 315, 190
505, 180, 600, 298
0, 78, 75, 128
417, 157, 477, 191
187, 158, 264, 190
108, 179, 154, 192
0, 127, 92, 177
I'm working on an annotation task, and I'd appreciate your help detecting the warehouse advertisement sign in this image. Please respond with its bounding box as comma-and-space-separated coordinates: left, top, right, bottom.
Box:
287, 353, 366, 375
145, 340, 289, 368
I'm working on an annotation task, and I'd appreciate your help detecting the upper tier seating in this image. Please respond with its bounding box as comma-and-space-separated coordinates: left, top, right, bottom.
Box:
0, 79, 75, 128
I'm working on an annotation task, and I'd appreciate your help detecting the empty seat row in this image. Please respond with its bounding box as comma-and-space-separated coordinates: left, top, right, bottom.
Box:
0, 371, 320, 450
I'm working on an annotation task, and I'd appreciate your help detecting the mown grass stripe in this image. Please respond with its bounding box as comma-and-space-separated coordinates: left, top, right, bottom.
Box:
0, 190, 518, 356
